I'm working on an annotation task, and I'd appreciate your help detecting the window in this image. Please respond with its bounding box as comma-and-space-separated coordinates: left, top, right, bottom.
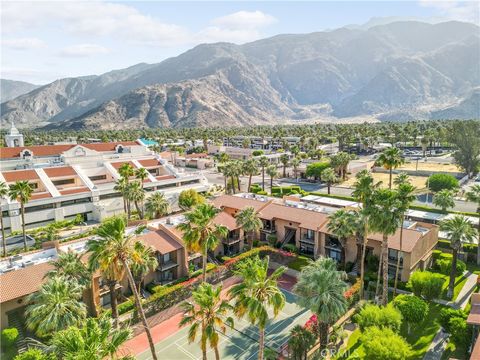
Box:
60, 198, 92, 207
88, 175, 107, 182
99, 193, 122, 200
52, 178, 75, 186
25, 203, 55, 213
163, 253, 171, 263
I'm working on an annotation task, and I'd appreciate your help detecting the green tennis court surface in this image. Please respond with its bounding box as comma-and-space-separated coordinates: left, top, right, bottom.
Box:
137, 289, 311, 360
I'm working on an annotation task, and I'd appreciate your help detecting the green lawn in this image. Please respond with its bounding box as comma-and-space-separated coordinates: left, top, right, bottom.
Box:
337, 303, 445, 360
287, 255, 311, 271
438, 272, 469, 301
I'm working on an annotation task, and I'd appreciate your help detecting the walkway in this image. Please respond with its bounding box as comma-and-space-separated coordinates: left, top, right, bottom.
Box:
423, 329, 449, 360
455, 271, 478, 310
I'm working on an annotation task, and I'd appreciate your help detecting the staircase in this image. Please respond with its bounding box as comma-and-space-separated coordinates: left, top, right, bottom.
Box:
279, 229, 296, 248
349, 261, 360, 276
8, 311, 27, 354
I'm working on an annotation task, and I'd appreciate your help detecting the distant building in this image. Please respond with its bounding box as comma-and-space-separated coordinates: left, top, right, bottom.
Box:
4, 122, 24, 148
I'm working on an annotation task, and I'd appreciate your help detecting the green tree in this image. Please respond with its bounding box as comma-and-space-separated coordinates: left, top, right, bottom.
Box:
368, 189, 403, 305
235, 206, 263, 249
8, 180, 33, 251
145, 192, 170, 219
466, 184, 480, 265
280, 154, 290, 178
361, 326, 412, 360
293, 257, 348, 350
433, 189, 455, 211
178, 189, 205, 211
330, 152, 353, 180
243, 158, 259, 192
407, 271, 444, 300
448, 120, 480, 177
291, 157, 301, 180
177, 204, 228, 282
376, 147, 405, 189
87, 217, 158, 360
327, 209, 357, 265
131, 241, 158, 292
229, 256, 286, 360
259, 156, 270, 191
46, 251, 92, 288
305, 162, 329, 181
440, 216, 476, 299
266, 165, 277, 193
126, 181, 145, 219
25, 276, 86, 337
135, 167, 149, 185
427, 173, 459, 192
353, 304, 402, 332
393, 294, 428, 334
0, 181, 9, 257
287, 325, 315, 360
321, 168, 338, 194
114, 177, 129, 218
180, 283, 234, 360
50, 316, 132, 360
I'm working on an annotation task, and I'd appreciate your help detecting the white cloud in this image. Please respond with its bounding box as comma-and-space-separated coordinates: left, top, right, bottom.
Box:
2, 38, 46, 50
419, 0, 479, 23
212, 10, 277, 30
59, 44, 110, 57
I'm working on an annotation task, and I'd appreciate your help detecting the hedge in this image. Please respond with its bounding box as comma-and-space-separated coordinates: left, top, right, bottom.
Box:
1, 328, 18, 350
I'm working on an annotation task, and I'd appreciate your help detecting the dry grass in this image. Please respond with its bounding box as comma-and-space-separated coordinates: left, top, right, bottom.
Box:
398, 161, 462, 173
342, 172, 429, 190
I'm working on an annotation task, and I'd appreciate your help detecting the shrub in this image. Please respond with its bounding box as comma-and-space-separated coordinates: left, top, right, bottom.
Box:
449, 317, 471, 349
1, 328, 18, 349
436, 258, 466, 275
439, 308, 467, 332
393, 295, 428, 334
407, 271, 445, 300
432, 250, 442, 260
282, 244, 298, 253
361, 326, 412, 360
257, 190, 268, 195
252, 150, 264, 156
353, 304, 402, 332
13, 349, 52, 360
427, 173, 459, 192
305, 162, 330, 180
117, 299, 135, 315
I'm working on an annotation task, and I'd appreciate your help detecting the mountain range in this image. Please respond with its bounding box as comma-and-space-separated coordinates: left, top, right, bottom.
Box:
0, 79, 40, 103
1, 20, 479, 130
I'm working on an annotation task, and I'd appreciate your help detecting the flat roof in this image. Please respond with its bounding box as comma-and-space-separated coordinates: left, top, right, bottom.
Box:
301, 195, 359, 208
405, 210, 446, 222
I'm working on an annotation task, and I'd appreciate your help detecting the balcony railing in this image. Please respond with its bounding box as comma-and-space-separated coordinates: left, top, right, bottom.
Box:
223, 236, 241, 245
158, 260, 178, 271
300, 236, 315, 245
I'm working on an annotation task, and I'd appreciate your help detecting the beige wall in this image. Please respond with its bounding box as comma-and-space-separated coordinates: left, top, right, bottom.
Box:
0, 297, 27, 330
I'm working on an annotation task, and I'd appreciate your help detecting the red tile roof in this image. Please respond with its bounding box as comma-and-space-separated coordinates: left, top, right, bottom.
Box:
138, 159, 161, 167
156, 175, 175, 181
214, 212, 239, 230
82, 141, 138, 152
30, 192, 52, 200
0, 262, 53, 302
260, 203, 329, 231
212, 195, 271, 212
2, 169, 39, 182
43, 166, 77, 178
60, 187, 90, 195
111, 161, 137, 170
185, 153, 208, 159
139, 228, 183, 254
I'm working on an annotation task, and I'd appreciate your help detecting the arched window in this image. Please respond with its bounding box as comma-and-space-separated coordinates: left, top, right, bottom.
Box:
116, 145, 124, 154
21, 150, 32, 159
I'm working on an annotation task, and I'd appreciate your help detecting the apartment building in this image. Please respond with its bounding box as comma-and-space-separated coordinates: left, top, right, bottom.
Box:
0, 128, 209, 232
213, 194, 439, 281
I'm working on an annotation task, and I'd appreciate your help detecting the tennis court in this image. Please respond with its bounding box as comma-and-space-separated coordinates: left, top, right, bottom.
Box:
137, 289, 312, 360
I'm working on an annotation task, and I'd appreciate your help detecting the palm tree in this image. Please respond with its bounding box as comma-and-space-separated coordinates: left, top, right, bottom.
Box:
114, 177, 129, 218
118, 163, 134, 182
321, 168, 338, 195
177, 204, 228, 282
291, 157, 301, 181
393, 182, 416, 297
466, 185, 480, 265
0, 181, 8, 257
259, 156, 269, 191
180, 283, 234, 360
131, 241, 158, 292
145, 192, 170, 219
293, 257, 348, 350
376, 147, 405, 189
266, 165, 277, 193
368, 189, 403, 305
433, 189, 455, 212
327, 210, 357, 265
243, 158, 259, 192
25, 276, 87, 337
288, 325, 316, 360
8, 180, 33, 251
127, 181, 145, 219
393, 172, 410, 187
351, 170, 380, 299
87, 216, 158, 360
440, 216, 476, 299
135, 167, 149, 186
50, 316, 132, 360
235, 206, 263, 249
280, 154, 290, 178
46, 251, 92, 288
229, 256, 286, 360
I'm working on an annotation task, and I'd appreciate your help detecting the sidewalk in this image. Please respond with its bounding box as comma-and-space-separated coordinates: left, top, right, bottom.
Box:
423, 329, 449, 360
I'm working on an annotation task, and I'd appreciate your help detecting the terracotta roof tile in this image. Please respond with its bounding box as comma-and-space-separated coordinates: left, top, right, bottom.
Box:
82, 141, 139, 152
138, 159, 160, 167
60, 187, 90, 195
0, 262, 53, 302
30, 192, 52, 200
260, 203, 328, 231
185, 153, 208, 159
156, 175, 175, 181
43, 166, 77, 178
111, 161, 137, 170
139, 228, 183, 254
212, 195, 270, 212
214, 212, 239, 231
2, 170, 39, 182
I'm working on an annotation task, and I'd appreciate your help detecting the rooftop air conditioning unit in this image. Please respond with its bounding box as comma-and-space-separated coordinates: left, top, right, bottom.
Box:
22, 260, 34, 267
3, 267, 15, 273
11, 255, 22, 261
166, 218, 172, 225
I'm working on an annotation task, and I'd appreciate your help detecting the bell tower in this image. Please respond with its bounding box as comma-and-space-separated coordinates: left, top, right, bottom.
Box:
5, 122, 24, 147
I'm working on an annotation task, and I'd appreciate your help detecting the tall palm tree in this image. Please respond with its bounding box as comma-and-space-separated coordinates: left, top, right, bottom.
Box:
135, 167, 149, 186
368, 189, 403, 305
180, 283, 234, 360
114, 177, 129, 218
118, 163, 134, 182
127, 181, 145, 219
291, 157, 301, 180
50, 316, 132, 360
235, 206, 263, 249
8, 180, 33, 251
376, 147, 405, 189
293, 257, 348, 350
351, 171, 379, 299
466, 184, 480, 265
145, 192, 170, 219
259, 156, 269, 191
0, 181, 8, 257
25, 276, 87, 337
327, 210, 357, 266
46, 251, 92, 288
288, 325, 316, 360
433, 189, 455, 212
393, 172, 410, 187
321, 168, 338, 195
266, 165, 277, 193
87, 216, 158, 360
440, 216, 476, 299
280, 154, 290, 178
131, 241, 158, 292
393, 182, 416, 297
229, 256, 286, 360
243, 158, 259, 192
177, 204, 228, 282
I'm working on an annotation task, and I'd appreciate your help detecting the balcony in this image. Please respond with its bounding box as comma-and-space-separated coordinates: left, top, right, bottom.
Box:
223, 235, 241, 245
388, 256, 403, 267
158, 260, 178, 272
300, 236, 315, 245
98, 283, 122, 296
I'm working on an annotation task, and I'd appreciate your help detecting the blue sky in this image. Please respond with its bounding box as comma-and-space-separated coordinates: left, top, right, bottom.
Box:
1, 1, 478, 84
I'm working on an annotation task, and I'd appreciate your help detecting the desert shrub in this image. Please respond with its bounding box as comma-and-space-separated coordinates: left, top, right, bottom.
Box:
427, 173, 459, 192
353, 304, 402, 332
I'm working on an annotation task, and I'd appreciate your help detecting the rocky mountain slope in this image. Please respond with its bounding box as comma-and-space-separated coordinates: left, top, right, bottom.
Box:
0, 79, 40, 102
2, 21, 479, 129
